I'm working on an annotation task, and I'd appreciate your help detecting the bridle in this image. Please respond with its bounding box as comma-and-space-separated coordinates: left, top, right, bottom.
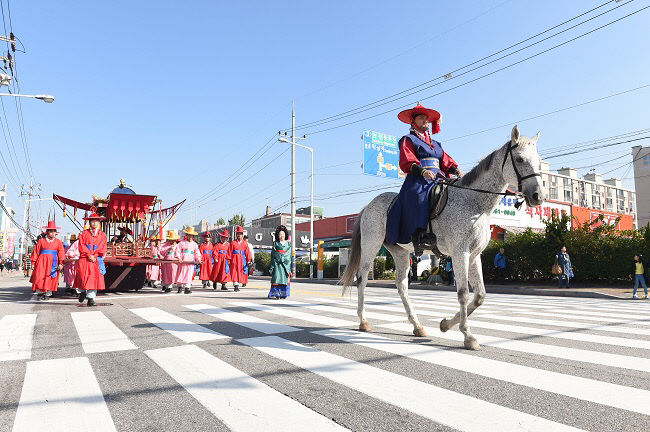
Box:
501, 140, 542, 193
436, 139, 542, 211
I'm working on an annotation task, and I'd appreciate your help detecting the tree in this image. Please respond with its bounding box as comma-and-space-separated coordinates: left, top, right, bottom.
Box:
215, 217, 225, 227
228, 213, 246, 227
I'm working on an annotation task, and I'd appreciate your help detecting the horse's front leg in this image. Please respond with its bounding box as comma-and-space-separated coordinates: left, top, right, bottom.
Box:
466, 255, 486, 318
439, 252, 480, 350
393, 249, 426, 337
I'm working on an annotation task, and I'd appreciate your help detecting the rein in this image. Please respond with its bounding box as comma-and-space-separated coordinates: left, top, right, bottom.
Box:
438, 140, 541, 210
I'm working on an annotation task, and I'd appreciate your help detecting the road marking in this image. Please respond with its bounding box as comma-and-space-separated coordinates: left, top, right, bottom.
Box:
229, 301, 356, 328
476, 313, 650, 336
0, 314, 36, 361
240, 335, 584, 432
281, 300, 405, 322
129, 307, 228, 343
185, 304, 300, 334
12, 356, 117, 432
145, 344, 346, 431
70, 311, 137, 354
545, 308, 650, 321
453, 319, 650, 350
314, 328, 650, 416
380, 322, 650, 372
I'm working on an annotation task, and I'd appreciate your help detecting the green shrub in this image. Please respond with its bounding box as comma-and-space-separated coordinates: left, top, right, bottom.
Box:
255, 251, 271, 276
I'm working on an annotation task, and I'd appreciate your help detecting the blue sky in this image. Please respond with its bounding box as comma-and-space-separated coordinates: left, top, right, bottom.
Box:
4, 0, 650, 233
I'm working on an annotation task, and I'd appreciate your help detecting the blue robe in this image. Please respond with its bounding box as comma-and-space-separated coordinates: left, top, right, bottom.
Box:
386, 133, 444, 244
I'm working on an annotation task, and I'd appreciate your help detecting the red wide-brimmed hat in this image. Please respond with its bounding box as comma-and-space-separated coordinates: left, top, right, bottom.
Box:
235, 226, 244, 234
397, 102, 440, 124
201, 232, 211, 238
218, 229, 229, 238
42, 220, 60, 231
84, 212, 106, 221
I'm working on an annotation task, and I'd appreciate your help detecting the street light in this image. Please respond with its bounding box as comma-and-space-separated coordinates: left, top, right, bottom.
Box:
0, 93, 55, 103
278, 135, 315, 278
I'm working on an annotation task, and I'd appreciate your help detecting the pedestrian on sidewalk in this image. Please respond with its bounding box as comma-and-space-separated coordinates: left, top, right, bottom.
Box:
211, 230, 231, 291
228, 226, 250, 292
175, 227, 200, 294
445, 257, 455, 287
630, 254, 648, 300
22, 255, 30, 277
74, 213, 107, 307
268, 225, 292, 299
198, 232, 213, 289
556, 246, 573, 288
0, 259, 4, 273
64, 234, 79, 295
243, 234, 255, 286
494, 247, 507, 284
159, 230, 179, 293
30, 220, 65, 301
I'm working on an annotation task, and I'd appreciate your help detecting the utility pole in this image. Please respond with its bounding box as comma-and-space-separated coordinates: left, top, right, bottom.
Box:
291, 101, 296, 275
19, 178, 40, 272
278, 103, 309, 276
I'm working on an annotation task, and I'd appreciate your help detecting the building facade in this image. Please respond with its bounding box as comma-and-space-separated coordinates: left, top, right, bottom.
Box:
632, 145, 650, 228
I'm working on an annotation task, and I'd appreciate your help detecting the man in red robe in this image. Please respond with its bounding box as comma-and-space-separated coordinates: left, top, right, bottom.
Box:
30, 221, 65, 301
228, 226, 250, 292
211, 230, 231, 291
74, 212, 107, 307
199, 233, 213, 289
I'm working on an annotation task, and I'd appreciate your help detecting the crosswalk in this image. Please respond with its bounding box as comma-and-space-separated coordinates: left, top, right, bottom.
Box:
1, 289, 649, 431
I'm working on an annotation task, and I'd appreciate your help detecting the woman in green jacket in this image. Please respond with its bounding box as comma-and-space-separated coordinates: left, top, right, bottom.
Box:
268, 225, 292, 299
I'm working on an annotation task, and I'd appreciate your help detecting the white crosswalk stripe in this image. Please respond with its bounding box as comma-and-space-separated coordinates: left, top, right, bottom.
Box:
228, 301, 356, 328
380, 322, 650, 372
12, 356, 117, 432
185, 303, 301, 334
314, 328, 650, 415
70, 311, 138, 354
5, 291, 650, 431
130, 306, 228, 342
240, 335, 584, 432
145, 344, 347, 431
0, 313, 36, 361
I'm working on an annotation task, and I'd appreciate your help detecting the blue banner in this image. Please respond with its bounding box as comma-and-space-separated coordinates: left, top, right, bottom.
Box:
362, 130, 400, 179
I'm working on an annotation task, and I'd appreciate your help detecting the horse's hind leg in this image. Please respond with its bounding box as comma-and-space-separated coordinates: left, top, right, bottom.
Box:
356, 249, 375, 332
388, 245, 426, 337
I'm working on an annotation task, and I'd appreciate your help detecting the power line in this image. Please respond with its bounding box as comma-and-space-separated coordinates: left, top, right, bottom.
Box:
284, 0, 631, 132
447, 86, 650, 143
184, 133, 278, 208
543, 136, 650, 159
301, 4, 650, 136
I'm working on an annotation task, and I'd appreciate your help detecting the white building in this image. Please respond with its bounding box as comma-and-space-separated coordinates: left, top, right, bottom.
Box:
632, 145, 650, 228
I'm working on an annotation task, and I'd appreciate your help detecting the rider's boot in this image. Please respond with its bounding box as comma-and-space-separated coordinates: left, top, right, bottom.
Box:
411, 229, 437, 258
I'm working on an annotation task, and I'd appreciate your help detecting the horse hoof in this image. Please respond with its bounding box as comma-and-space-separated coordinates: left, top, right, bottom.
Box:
359, 321, 372, 332
464, 338, 481, 351
413, 326, 427, 337
439, 318, 451, 333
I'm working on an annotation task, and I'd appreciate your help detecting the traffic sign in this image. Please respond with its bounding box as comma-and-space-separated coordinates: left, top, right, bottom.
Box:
362, 130, 401, 179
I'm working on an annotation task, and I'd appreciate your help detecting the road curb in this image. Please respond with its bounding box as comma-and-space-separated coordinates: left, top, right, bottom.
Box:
250, 277, 627, 300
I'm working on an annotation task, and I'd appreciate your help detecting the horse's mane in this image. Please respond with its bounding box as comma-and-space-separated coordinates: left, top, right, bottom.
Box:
458, 142, 506, 187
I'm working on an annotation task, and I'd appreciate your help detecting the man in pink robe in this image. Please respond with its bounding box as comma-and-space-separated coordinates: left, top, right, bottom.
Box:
64, 235, 79, 293
174, 227, 200, 294
159, 231, 179, 293
146, 238, 162, 288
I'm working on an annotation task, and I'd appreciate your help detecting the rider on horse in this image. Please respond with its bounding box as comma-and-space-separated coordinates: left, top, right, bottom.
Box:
385, 102, 462, 256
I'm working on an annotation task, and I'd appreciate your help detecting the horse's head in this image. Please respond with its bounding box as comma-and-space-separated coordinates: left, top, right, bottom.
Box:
503, 125, 545, 207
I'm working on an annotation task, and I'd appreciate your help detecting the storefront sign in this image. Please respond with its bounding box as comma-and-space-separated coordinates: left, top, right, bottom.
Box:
489, 197, 571, 230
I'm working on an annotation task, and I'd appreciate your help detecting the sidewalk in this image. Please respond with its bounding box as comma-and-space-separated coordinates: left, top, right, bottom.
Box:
252, 276, 643, 300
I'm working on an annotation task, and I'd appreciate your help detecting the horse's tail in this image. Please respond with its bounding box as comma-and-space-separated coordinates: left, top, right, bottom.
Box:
340, 209, 363, 294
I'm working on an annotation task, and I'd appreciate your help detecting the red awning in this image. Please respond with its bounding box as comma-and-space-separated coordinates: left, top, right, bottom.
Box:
107, 193, 156, 222
53, 194, 94, 211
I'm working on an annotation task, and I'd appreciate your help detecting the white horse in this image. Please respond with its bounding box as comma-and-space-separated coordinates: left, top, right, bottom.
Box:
341, 125, 545, 350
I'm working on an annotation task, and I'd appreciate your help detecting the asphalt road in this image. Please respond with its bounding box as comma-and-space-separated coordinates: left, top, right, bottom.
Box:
1, 273, 649, 431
